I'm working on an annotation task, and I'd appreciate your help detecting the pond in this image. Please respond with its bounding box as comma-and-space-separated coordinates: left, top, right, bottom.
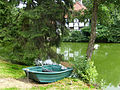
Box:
57, 42, 120, 90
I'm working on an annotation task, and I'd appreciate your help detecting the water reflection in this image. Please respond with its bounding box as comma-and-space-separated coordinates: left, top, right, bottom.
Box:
105, 84, 120, 90
58, 42, 120, 89
58, 42, 87, 61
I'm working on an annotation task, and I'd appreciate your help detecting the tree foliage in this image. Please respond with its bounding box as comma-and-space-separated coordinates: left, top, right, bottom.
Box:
0, 0, 73, 65
85, 0, 120, 59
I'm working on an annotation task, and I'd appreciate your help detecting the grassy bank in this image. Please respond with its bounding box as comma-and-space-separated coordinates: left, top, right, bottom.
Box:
0, 60, 26, 79
0, 60, 96, 90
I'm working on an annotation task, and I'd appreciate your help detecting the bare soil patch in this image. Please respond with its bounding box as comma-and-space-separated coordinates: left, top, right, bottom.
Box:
0, 77, 49, 89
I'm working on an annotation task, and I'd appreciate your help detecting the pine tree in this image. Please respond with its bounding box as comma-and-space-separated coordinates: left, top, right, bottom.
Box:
0, 0, 73, 65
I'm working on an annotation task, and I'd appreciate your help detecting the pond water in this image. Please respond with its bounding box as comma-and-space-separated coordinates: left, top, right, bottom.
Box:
57, 42, 120, 90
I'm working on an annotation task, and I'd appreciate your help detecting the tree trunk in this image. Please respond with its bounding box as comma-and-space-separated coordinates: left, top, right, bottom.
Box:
86, 0, 98, 60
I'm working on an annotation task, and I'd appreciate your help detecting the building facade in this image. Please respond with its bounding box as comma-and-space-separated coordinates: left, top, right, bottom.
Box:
65, 0, 90, 30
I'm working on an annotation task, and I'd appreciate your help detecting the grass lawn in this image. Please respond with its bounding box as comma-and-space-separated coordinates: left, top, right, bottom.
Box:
0, 60, 26, 79
0, 60, 96, 90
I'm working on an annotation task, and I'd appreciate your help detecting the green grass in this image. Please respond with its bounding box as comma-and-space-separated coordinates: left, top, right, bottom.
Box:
0, 60, 96, 90
0, 60, 27, 78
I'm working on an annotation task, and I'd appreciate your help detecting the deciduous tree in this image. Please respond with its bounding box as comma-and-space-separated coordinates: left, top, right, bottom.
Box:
86, 0, 120, 59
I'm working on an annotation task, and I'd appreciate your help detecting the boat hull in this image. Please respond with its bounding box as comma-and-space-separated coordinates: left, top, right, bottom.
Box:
23, 65, 73, 83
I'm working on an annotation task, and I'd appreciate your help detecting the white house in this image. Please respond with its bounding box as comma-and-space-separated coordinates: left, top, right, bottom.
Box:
65, 0, 90, 30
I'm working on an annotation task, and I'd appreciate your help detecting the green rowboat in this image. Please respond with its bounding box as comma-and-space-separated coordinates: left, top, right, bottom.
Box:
23, 65, 73, 83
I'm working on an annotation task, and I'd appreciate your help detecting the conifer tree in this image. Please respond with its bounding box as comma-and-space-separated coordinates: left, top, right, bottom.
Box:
0, 0, 73, 65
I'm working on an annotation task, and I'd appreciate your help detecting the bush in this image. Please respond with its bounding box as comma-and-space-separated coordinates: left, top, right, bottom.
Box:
62, 25, 109, 43
95, 25, 108, 42
63, 24, 120, 43
62, 30, 89, 42
107, 20, 120, 43
70, 56, 98, 84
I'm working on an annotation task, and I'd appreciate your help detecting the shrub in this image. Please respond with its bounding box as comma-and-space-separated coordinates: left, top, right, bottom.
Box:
70, 56, 98, 84
107, 20, 120, 43
63, 24, 120, 43
96, 25, 108, 42
62, 30, 89, 42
